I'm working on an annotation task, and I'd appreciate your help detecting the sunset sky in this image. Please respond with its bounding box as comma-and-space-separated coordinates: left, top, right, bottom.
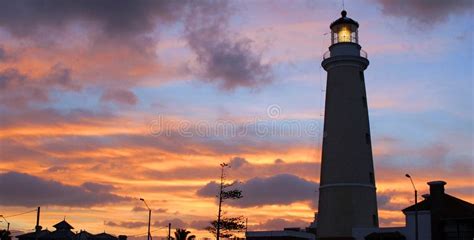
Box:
0, 0, 472, 239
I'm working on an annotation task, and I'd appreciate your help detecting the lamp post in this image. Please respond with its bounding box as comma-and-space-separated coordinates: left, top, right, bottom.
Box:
216, 163, 230, 240
0, 215, 10, 231
405, 174, 418, 240
140, 198, 152, 240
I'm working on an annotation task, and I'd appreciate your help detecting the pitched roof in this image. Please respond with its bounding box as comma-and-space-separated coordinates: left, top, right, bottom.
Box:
402, 193, 474, 219
53, 220, 74, 230
75, 231, 93, 240
91, 233, 117, 240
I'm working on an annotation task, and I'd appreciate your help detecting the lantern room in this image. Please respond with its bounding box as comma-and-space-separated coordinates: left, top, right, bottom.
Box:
330, 10, 359, 45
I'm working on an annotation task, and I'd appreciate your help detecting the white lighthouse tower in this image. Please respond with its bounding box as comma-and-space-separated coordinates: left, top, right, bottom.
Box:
317, 10, 379, 239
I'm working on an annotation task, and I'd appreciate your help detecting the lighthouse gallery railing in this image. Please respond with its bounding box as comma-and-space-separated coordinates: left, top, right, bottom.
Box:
323, 49, 368, 60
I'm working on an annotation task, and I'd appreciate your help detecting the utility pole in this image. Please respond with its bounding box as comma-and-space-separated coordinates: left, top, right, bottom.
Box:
0, 215, 9, 231
140, 198, 152, 240
36, 207, 41, 230
406, 174, 418, 240
168, 223, 171, 240
216, 163, 228, 240
35, 207, 41, 240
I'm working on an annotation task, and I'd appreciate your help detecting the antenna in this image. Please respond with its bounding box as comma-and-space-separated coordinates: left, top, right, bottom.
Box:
342, 0, 345, 10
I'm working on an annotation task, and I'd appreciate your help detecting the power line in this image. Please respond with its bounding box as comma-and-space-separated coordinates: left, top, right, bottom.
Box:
3, 209, 37, 218
131, 226, 167, 237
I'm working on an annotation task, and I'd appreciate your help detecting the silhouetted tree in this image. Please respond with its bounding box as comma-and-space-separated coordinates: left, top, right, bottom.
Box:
206, 163, 244, 239
0, 230, 11, 240
174, 228, 195, 240
205, 217, 245, 238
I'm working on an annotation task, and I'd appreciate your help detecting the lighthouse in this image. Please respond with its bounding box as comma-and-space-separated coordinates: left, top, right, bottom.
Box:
317, 10, 379, 239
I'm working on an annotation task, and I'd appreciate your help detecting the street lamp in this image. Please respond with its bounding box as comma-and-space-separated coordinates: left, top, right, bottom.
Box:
0, 215, 10, 231
405, 174, 418, 240
140, 198, 152, 240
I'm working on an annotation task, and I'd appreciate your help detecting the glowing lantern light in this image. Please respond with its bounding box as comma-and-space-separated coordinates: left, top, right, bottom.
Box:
338, 26, 351, 42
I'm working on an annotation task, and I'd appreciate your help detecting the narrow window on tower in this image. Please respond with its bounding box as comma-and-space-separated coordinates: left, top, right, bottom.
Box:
369, 172, 374, 184
362, 96, 367, 108
365, 133, 371, 144
359, 71, 364, 82
372, 214, 378, 226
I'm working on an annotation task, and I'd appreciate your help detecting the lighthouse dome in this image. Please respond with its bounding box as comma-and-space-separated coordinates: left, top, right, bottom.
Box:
330, 10, 359, 29
329, 10, 359, 44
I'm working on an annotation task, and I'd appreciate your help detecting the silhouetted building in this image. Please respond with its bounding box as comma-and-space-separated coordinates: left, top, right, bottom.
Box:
246, 214, 319, 240
317, 9, 378, 240
402, 181, 474, 240
246, 227, 315, 240
16, 220, 125, 240
353, 181, 474, 240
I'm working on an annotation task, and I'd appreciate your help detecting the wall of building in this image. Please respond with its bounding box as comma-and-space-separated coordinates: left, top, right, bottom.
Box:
352, 210, 431, 240
405, 210, 431, 240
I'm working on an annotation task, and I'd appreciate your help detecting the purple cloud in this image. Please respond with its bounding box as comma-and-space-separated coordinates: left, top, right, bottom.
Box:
0, 171, 130, 207
131, 206, 168, 213
197, 174, 318, 207
184, 2, 273, 90
154, 218, 187, 228
373, 0, 472, 25
105, 221, 147, 229
0, 64, 78, 109
100, 88, 138, 106
0, 0, 187, 39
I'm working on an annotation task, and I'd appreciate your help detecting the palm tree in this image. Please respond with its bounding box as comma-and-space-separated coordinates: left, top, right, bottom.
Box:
174, 228, 195, 240
0, 230, 11, 240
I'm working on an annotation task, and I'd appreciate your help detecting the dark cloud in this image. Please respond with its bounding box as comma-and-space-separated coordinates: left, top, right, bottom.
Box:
0, 68, 43, 107
0, 0, 186, 39
153, 219, 187, 228
189, 219, 212, 230
376, 191, 408, 211
374, 138, 473, 183
0, 171, 130, 207
0, 65, 78, 109
229, 157, 249, 169
142, 157, 319, 182
131, 206, 168, 213
100, 88, 138, 106
274, 158, 285, 164
0, 107, 114, 129
0, 1, 273, 91
253, 218, 310, 231
106, 218, 202, 230
373, 0, 472, 25
46, 166, 70, 173
0, 68, 27, 90
448, 186, 474, 197
81, 182, 117, 193
184, 2, 273, 90
0, 139, 50, 163
197, 174, 318, 207
44, 64, 79, 90
105, 221, 147, 229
